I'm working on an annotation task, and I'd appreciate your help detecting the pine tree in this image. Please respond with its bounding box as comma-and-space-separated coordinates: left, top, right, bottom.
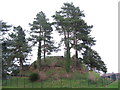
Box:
53, 3, 75, 73
2, 40, 15, 78
53, 2, 106, 73
29, 11, 57, 69
0, 20, 11, 41
52, 2, 94, 72
9, 26, 31, 70
0, 21, 12, 79
60, 3, 95, 67
82, 47, 107, 73
42, 22, 58, 60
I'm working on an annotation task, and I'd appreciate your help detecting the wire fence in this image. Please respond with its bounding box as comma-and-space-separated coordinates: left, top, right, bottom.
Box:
2, 75, 115, 88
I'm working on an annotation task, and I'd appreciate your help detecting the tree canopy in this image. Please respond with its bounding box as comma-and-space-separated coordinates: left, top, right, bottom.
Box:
52, 2, 97, 72
29, 11, 58, 69
1, 2, 107, 75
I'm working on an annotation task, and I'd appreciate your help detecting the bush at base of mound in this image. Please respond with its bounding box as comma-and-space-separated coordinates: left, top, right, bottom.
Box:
29, 73, 39, 82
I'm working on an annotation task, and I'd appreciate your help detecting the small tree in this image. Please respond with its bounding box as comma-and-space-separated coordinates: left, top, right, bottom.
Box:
29, 73, 39, 82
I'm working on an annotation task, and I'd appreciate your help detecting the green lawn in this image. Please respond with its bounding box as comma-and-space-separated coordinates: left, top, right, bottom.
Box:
2, 76, 116, 88
105, 80, 118, 88
99, 80, 119, 88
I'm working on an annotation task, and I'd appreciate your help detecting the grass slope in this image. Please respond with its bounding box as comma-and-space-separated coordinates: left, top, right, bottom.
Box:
2, 56, 116, 88
105, 80, 118, 88
2, 72, 115, 88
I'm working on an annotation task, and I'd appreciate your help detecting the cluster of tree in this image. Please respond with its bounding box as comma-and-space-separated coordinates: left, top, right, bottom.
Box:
1, 2, 107, 79
1, 22, 31, 79
52, 3, 107, 73
29, 11, 58, 68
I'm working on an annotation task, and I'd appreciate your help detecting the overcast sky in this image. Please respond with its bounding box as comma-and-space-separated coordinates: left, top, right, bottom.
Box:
0, 0, 118, 73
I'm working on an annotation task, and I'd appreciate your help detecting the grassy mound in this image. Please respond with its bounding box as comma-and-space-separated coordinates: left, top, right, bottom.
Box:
2, 56, 115, 88
15, 56, 101, 82
2, 73, 115, 88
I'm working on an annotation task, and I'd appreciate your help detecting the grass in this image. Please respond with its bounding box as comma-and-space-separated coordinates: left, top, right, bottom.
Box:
2, 57, 118, 88
104, 80, 119, 88
19, 70, 33, 76
99, 80, 119, 88
43, 56, 66, 68
2, 76, 116, 88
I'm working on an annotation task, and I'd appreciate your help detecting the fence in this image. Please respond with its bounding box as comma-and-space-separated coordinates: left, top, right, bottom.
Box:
2, 75, 114, 88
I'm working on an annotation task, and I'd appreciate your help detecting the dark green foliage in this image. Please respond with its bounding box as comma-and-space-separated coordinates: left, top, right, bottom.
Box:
9, 26, 31, 70
82, 47, 107, 73
12, 69, 20, 76
65, 51, 71, 73
2, 40, 16, 79
1, 21, 13, 79
52, 2, 96, 72
88, 79, 97, 84
29, 11, 58, 69
2, 71, 114, 88
0, 20, 11, 37
1, 2, 107, 76
33, 61, 37, 69
2, 72, 7, 80
29, 73, 39, 82
53, 3, 75, 73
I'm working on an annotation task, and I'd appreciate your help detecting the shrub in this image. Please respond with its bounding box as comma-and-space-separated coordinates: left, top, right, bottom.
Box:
88, 71, 97, 83
33, 63, 37, 69
12, 69, 20, 76
29, 73, 39, 82
2, 72, 7, 80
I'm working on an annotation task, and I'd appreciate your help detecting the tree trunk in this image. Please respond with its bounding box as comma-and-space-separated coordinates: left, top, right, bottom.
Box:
37, 40, 42, 71
65, 31, 71, 73
74, 30, 79, 67
63, 28, 67, 56
20, 57, 23, 70
37, 28, 42, 71
75, 50, 78, 59
75, 50, 79, 67
43, 32, 46, 62
19, 57, 24, 77
43, 40, 46, 60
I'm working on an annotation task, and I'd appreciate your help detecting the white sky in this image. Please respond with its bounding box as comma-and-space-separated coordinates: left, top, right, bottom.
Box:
0, 0, 118, 73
